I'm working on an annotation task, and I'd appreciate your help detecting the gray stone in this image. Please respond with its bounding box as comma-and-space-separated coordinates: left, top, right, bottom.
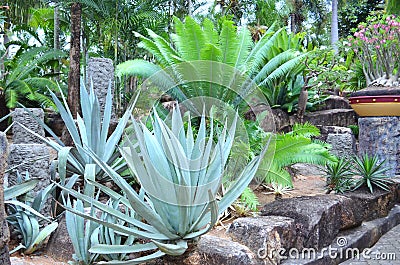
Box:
46, 213, 74, 262
228, 216, 297, 264
358, 117, 400, 176
326, 132, 356, 159
342, 184, 400, 223
44, 109, 64, 136
291, 163, 325, 177
304, 109, 358, 128
198, 235, 260, 265
12, 108, 45, 144
318, 95, 352, 110
0, 132, 7, 173
5, 144, 51, 214
261, 195, 350, 250
283, 205, 400, 265
86, 58, 115, 117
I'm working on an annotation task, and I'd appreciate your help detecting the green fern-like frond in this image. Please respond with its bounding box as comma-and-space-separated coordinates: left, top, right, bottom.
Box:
171, 16, 206, 61
239, 187, 260, 212
289, 122, 321, 138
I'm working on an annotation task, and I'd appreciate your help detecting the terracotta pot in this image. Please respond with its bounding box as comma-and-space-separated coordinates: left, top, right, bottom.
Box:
349, 87, 400, 116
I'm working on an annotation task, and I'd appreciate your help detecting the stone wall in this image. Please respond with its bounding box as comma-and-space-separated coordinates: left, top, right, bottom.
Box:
86, 58, 115, 117
12, 108, 45, 144
358, 117, 400, 176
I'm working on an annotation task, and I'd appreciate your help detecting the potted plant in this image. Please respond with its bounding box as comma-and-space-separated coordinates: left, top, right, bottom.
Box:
348, 14, 400, 116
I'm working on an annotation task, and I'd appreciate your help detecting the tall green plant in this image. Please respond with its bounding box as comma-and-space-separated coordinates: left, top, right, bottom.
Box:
116, 16, 308, 108
57, 108, 269, 263
0, 47, 66, 109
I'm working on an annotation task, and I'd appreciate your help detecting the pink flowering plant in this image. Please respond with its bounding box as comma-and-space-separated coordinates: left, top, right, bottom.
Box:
349, 14, 400, 87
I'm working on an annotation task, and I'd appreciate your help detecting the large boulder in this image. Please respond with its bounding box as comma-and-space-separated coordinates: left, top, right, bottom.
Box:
227, 216, 297, 264
198, 235, 259, 265
303, 109, 357, 127
261, 195, 352, 250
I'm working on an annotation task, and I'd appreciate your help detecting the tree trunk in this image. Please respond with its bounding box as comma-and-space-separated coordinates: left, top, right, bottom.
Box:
290, 13, 296, 33
0, 132, 11, 265
331, 0, 339, 53
67, 2, 81, 118
54, 3, 60, 81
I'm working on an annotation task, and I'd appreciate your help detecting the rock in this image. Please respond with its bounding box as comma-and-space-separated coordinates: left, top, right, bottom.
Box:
198, 235, 259, 265
5, 144, 51, 214
319, 95, 351, 110
303, 109, 357, 128
227, 216, 297, 264
342, 185, 400, 223
86, 58, 115, 118
44, 110, 64, 136
290, 163, 325, 177
0, 132, 11, 265
317, 126, 353, 141
244, 105, 290, 132
261, 195, 350, 250
12, 108, 45, 144
46, 213, 74, 262
326, 133, 356, 160
358, 116, 400, 176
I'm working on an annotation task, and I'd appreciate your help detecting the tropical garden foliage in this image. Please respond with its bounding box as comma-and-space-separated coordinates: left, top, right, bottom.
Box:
1, 0, 398, 264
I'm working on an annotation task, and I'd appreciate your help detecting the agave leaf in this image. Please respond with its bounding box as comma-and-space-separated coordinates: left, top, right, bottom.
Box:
55, 183, 160, 234
24, 222, 58, 255
4, 179, 39, 200
5, 200, 51, 222
90, 242, 157, 254
61, 200, 171, 240
151, 239, 187, 256
97, 251, 165, 265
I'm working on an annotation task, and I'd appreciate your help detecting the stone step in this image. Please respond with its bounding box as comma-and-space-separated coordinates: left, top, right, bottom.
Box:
282, 204, 400, 265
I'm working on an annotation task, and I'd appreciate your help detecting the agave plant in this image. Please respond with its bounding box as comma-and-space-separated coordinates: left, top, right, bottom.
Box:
20, 81, 137, 183
57, 107, 268, 263
352, 154, 393, 193
5, 171, 58, 254
264, 182, 293, 200
65, 198, 100, 265
323, 158, 354, 194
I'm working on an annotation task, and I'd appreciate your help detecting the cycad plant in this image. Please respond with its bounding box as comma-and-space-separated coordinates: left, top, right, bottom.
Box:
116, 16, 308, 108
257, 122, 337, 187
57, 108, 269, 263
